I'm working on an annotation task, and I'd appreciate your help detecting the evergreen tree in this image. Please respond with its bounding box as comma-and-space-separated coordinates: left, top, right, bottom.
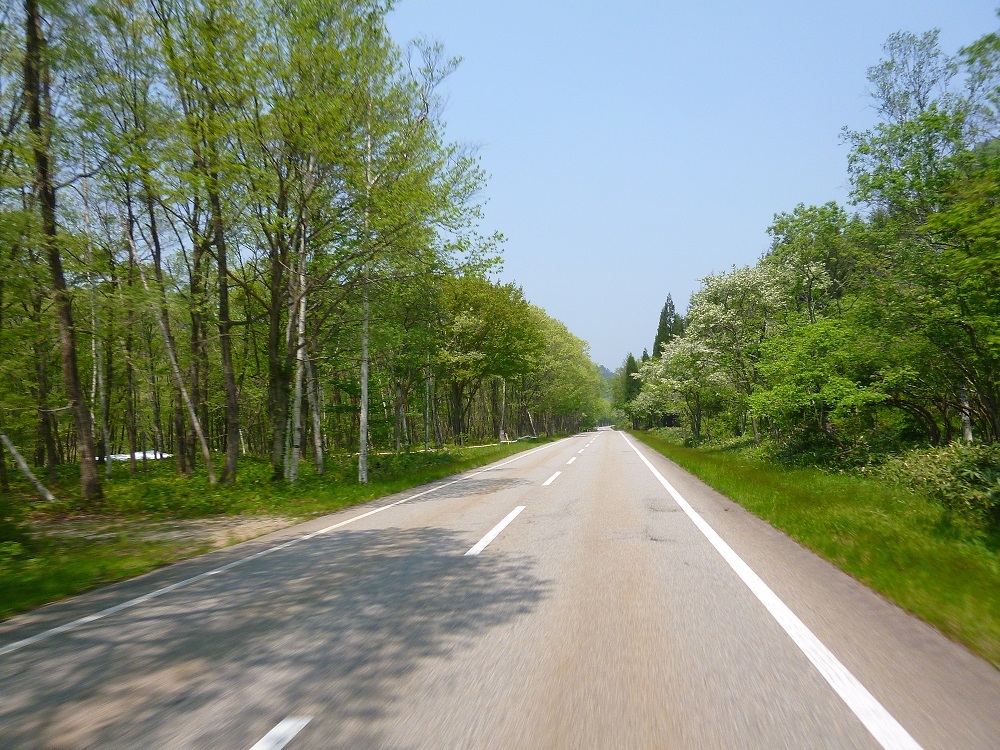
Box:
652, 294, 684, 357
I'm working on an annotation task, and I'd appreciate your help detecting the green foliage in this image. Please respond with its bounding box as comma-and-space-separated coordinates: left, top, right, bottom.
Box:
877, 442, 1000, 523
0, 535, 214, 621
750, 316, 887, 432
637, 17, 1000, 471
436, 275, 541, 386
523, 308, 605, 430
766, 202, 856, 320
1, 0, 597, 501
651, 294, 684, 357
0, 495, 29, 547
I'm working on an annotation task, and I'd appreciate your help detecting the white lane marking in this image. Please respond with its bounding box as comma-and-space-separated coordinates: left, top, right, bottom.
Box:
0, 439, 568, 658
620, 433, 921, 750
567, 457, 577, 465
577, 448, 585, 454
249, 716, 312, 750
465, 506, 525, 556
542, 471, 561, 486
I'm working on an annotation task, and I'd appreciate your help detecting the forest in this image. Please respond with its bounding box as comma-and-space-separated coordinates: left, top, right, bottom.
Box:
0, 0, 607, 505
615, 24, 1000, 522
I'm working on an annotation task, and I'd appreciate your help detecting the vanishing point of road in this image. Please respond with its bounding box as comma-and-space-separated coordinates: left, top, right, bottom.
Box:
2, 430, 999, 749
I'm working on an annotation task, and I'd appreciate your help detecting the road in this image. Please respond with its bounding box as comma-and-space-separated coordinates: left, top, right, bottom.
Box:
2, 430, 999, 749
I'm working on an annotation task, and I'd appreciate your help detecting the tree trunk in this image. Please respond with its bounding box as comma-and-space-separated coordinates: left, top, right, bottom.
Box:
0, 428, 55, 502
424, 363, 431, 452
209, 188, 240, 481
960, 382, 974, 444
0, 439, 8, 493
306, 357, 324, 475
188, 239, 206, 471
499, 378, 507, 442
24, 0, 101, 502
125, 322, 138, 475
289, 252, 307, 485
267, 235, 289, 478
431, 376, 443, 448
173, 391, 189, 475
449, 381, 465, 445
31, 336, 58, 482
124, 207, 215, 483
143, 324, 165, 459
359, 278, 370, 483
82, 164, 110, 478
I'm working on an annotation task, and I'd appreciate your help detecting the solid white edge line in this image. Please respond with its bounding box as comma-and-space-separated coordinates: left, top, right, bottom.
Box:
249, 716, 312, 750
0, 438, 570, 658
465, 506, 525, 556
542, 471, 561, 486
567, 457, 577, 465
619, 433, 921, 750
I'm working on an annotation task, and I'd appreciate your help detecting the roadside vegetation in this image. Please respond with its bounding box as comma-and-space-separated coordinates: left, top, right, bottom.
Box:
0, 439, 550, 620
0, 0, 608, 506
611, 21, 1000, 666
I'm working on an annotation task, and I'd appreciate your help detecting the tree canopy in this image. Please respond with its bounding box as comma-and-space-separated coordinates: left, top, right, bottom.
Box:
632, 18, 1000, 462
0, 0, 605, 501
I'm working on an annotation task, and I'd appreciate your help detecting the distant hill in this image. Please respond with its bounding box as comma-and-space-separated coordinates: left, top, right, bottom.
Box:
598, 364, 615, 380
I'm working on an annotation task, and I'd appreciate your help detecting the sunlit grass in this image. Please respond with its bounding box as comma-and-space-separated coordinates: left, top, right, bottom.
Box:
632, 430, 1000, 668
0, 440, 551, 619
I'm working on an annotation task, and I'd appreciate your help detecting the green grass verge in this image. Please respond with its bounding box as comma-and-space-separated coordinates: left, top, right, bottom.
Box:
0, 439, 552, 620
631, 430, 1000, 668
0, 535, 215, 620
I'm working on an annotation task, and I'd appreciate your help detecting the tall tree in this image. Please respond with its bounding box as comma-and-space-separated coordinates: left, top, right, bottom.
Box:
23, 0, 101, 501
652, 294, 683, 357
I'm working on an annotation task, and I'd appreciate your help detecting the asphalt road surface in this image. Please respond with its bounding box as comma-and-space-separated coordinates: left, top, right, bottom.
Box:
2, 430, 999, 749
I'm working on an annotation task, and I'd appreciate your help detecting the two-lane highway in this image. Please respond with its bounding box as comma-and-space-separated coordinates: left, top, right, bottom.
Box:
2, 431, 999, 749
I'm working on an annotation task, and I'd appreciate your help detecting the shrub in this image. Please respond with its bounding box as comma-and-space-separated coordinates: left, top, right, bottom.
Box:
0, 496, 29, 546
767, 424, 916, 472
877, 442, 1000, 523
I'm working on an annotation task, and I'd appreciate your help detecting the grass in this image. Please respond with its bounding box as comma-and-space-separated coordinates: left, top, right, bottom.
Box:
631, 430, 1000, 668
0, 440, 551, 620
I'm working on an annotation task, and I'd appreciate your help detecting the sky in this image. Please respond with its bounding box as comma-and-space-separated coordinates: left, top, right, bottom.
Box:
386, 1, 999, 370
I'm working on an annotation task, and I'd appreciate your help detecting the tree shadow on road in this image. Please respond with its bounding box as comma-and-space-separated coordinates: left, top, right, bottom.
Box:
417, 475, 532, 502
0, 526, 548, 749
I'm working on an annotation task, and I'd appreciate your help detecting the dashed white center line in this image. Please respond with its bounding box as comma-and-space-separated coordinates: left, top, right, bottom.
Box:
567, 457, 577, 465
577, 448, 585, 454
0, 439, 570, 658
465, 506, 525, 556
249, 716, 312, 750
542, 471, 561, 486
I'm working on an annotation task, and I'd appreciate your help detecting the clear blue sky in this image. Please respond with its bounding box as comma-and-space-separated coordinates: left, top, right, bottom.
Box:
387, 1, 998, 370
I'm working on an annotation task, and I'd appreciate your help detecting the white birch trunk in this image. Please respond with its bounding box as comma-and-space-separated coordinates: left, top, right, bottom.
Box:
125, 217, 215, 483
306, 357, 324, 474
499, 378, 507, 442
289, 251, 307, 485
359, 116, 373, 483
424, 357, 430, 452
82, 163, 110, 477
0, 428, 56, 502
359, 278, 370, 483
960, 382, 974, 443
